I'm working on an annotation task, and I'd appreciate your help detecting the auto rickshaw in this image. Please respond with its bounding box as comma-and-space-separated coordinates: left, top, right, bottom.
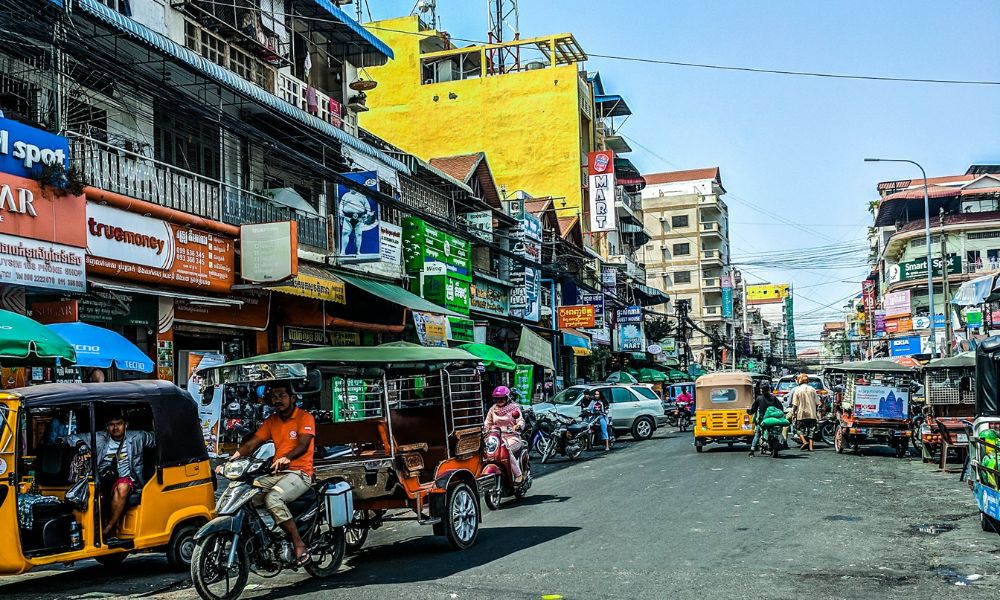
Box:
966, 336, 1000, 532
0, 381, 214, 575
693, 372, 755, 452
201, 345, 495, 553
919, 353, 975, 464
825, 360, 914, 457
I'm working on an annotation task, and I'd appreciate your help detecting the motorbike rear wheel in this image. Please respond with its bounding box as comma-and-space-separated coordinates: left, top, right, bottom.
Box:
191, 531, 249, 600
819, 421, 836, 446
304, 526, 346, 578
567, 439, 586, 460
345, 511, 370, 554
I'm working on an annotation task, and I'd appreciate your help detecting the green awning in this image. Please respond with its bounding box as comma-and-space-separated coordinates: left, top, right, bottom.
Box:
337, 272, 461, 317
458, 343, 516, 371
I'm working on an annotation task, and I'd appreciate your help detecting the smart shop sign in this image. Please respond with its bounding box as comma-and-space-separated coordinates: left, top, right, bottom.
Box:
0, 118, 70, 179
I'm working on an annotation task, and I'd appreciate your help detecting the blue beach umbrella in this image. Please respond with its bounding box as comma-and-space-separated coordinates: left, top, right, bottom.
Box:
46, 322, 155, 373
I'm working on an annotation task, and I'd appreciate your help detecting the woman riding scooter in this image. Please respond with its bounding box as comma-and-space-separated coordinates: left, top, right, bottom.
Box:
484, 386, 526, 482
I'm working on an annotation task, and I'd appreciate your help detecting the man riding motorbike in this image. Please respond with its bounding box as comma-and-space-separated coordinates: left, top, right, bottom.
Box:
216, 383, 316, 566
483, 386, 526, 482
747, 380, 783, 457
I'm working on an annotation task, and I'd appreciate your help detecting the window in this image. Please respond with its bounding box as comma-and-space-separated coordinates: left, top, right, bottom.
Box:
550, 387, 585, 406
610, 387, 634, 404
631, 386, 659, 401
675, 271, 691, 284
964, 198, 999, 213
671, 215, 689, 228
673, 243, 690, 256
709, 388, 738, 403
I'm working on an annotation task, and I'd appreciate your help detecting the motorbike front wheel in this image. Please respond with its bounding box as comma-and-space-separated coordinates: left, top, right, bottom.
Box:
191, 532, 249, 600
304, 526, 346, 578
567, 440, 586, 460
819, 421, 836, 446
484, 480, 503, 510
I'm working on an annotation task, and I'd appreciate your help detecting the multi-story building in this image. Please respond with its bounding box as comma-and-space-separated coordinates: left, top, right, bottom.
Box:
871, 166, 1000, 356
640, 168, 731, 365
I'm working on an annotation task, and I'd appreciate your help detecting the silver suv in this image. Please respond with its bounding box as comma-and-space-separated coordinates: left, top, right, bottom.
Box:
532, 384, 669, 440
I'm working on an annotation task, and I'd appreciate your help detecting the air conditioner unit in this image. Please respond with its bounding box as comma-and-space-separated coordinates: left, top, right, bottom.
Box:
660, 244, 668, 250
658, 216, 666, 221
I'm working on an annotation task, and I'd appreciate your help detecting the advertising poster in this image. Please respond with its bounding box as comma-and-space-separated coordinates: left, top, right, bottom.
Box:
557, 305, 596, 329
337, 170, 380, 263
186, 351, 225, 457
513, 364, 534, 406
601, 266, 617, 296
853, 385, 908, 420
884, 290, 912, 317
580, 292, 605, 327
587, 150, 617, 232
413, 311, 448, 347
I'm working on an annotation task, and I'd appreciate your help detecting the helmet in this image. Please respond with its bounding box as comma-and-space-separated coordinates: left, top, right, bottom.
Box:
492, 385, 511, 399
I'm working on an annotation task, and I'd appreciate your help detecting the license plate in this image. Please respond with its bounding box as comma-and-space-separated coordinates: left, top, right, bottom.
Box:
957, 434, 969, 443
741, 423, 753, 431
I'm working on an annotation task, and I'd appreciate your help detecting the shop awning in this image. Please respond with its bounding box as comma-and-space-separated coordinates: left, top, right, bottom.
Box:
337, 272, 461, 317
516, 325, 554, 370
89, 278, 243, 306
561, 328, 593, 353
295, 0, 394, 66
46, 322, 154, 372
267, 264, 346, 304
595, 94, 633, 118
952, 272, 1000, 306
632, 283, 669, 306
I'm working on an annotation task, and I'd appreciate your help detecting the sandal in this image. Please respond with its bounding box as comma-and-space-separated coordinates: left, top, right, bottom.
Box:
295, 550, 312, 566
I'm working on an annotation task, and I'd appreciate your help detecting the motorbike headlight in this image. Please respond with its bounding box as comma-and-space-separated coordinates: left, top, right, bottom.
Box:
223, 458, 250, 480
484, 436, 500, 454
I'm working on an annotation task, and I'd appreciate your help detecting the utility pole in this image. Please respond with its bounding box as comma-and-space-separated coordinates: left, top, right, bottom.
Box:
676, 299, 690, 373
940, 208, 952, 357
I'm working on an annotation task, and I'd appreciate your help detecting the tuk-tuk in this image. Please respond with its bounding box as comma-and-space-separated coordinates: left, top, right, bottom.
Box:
825, 360, 914, 457
693, 372, 755, 452
919, 353, 975, 463
0, 381, 213, 575
203, 345, 494, 552
968, 336, 1000, 532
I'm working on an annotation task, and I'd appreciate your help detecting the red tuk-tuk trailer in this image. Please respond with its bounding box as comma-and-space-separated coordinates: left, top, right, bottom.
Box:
825, 360, 916, 458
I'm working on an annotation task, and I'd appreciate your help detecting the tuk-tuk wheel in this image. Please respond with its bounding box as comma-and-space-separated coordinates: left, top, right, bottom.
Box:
166, 523, 199, 570
834, 427, 845, 454
95, 552, 129, 568
695, 441, 704, 453
895, 441, 908, 459
440, 482, 480, 550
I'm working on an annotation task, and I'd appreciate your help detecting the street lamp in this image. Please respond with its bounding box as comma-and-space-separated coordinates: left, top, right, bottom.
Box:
864, 158, 937, 358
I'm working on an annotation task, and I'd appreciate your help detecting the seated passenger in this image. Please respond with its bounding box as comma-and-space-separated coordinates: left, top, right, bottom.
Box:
67, 410, 154, 540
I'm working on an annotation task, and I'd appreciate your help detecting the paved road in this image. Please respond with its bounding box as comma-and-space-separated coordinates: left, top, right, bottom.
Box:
3, 431, 999, 600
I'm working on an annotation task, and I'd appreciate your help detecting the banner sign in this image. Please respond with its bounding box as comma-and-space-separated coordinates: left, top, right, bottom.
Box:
853, 384, 908, 420
874, 310, 886, 333
862, 279, 875, 311
337, 171, 381, 263
86, 202, 235, 292
889, 335, 921, 357
579, 292, 605, 328
601, 266, 617, 296
721, 275, 734, 319
513, 364, 534, 406
587, 150, 617, 233
616, 321, 645, 352
897, 255, 962, 282
413, 311, 448, 347
516, 325, 554, 370
617, 305, 643, 324
557, 304, 596, 329
241, 221, 298, 283
746, 283, 789, 304
403, 217, 472, 279
0, 118, 69, 179
465, 211, 494, 242
884, 290, 911, 317
884, 316, 912, 334
470, 277, 510, 317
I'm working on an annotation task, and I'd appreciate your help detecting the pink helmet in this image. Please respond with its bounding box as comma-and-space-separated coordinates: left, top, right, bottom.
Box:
492, 385, 511, 399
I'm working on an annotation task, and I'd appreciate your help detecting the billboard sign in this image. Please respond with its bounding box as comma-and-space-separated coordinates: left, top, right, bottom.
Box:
853, 384, 909, 420
587, 151, 617, 233
884, 290, 912, 317
337, 171, 381, 263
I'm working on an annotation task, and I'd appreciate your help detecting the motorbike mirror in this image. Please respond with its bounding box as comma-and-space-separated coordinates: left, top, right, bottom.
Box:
291, 369, 323, 395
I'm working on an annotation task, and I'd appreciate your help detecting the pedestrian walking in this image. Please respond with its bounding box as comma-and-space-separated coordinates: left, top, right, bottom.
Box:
789, 373, 820, 451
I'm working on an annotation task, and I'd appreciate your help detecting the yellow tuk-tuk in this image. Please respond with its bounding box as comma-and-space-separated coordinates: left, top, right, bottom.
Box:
0, 381, 214, 575
694, 372, 756, 452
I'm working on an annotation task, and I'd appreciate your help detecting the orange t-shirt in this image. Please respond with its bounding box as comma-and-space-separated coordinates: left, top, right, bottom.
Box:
256, 408, 316, 476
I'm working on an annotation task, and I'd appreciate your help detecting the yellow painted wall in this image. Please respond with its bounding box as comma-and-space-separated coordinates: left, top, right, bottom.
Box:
361, 17, 587, 215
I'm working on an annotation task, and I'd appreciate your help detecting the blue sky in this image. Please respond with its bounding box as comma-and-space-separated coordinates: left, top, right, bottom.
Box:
367, 1, 1000, 348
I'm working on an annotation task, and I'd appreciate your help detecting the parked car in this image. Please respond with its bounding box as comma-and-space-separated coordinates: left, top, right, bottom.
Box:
773, 375, 829, 407
532, 384, 669, 440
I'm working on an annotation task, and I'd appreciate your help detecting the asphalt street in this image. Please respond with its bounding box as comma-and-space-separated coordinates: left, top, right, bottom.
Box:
3, 431, 1000, 600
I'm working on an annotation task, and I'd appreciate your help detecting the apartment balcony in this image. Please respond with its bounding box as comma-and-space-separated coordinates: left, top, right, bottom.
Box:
276, 72, 358, 137
703, 305, 725, 321
69, 133, 329, 250
607, 254, 643, 281
702, 277, 721, 292
699, 221, 723, 240
701, 248, 724, 266
173, 0, 290, 66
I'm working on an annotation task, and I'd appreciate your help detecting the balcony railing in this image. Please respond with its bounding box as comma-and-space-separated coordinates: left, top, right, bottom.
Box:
966, 260, 1000, 275
700, 221, 721, 235
702, 277, 720, 289
276, 72, 358, 136
68, 133, 329, 250
701, 249, 723, 262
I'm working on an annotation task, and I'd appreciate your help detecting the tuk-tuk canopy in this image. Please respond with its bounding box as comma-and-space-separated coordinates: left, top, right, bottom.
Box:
12, 381, 207, 468
825, 359, 916, 373
695, 371, 754, 410
977, 336, 1000, 417
923, 352, 975, 370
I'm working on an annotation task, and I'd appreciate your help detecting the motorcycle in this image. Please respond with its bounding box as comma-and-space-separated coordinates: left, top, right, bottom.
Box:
815, 415, 837, 446
190, 442, 348, 600
482, 426, 531, 510
540, 412, 589, 463
663, 402, 693, 432
760, 424, 784, 458
520, 408, 545, 457
581, 410, 615, 450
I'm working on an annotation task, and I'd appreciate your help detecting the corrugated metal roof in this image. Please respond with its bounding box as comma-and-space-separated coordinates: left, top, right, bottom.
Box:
303, 0, 394, 64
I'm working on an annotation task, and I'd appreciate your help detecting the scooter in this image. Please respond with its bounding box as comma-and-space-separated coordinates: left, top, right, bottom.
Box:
760, 425, 784, 458
581, 410, 615, 450
482, 426, 531, 510
541, 412, 589, 463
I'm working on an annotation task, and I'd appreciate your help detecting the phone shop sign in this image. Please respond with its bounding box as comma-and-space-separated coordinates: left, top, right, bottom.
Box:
0, 118, 70, 179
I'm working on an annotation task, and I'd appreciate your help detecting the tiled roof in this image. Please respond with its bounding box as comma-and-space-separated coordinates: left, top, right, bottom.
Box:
557, 216, 579, 239
643, 167, 720, 186
429, 153, 484, 183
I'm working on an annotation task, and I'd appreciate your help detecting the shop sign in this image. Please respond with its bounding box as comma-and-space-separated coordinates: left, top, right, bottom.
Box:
86, 203, 234, 292
898, 255, 961, 282
421, 273, 471, 315
510, 266, 540, 322
616, 321, 645, 352
617, 305, 643, 324
601, 266, 617, 296
273, 268, 347, 304
283, 326, 328, 346
402, 217, 472, 279
746, 283, 789, 304
912, 316, 930, 330
337, 171, 381, 263
30, 299, 78, 324
175, 291, 270, 331
579, 292, 605, 328
69, 289, 157, 326
470, 277, 509, 317
447, 316, 476, 342
883, 290, 911, 317
513, 364, 533, 406
874, 310, 886, 333
889, 335, 921, 357
240, 221, 298, 283
516, 325, 554, 370
0, 173, 87, 247
587, 150, 617, 233
647, 343, 663, 355
330, 331, 361, 346
413, 311, 448, 347
585, 325, 611, 345
557, 305, 596, 329
0, 118, 69, 179
884, 316, 912, 334
515, 213, 542, 263
862, 280, 875, 311
0, 232, 86, 292
853, 384, 908, 420
330, 377, 367, 422
339, 222, 403, 280
465, 211, 494, 242
661, 337, 678, 358
967, 309, 984, 327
